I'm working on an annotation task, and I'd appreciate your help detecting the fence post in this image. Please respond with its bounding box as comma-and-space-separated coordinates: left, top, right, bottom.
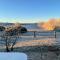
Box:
54, 31, 56, 38
34, 31, 36, 38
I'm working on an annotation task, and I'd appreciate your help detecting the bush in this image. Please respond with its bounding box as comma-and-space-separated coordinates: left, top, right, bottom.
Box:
0, 26, 5, 31
19, 27, 27, 33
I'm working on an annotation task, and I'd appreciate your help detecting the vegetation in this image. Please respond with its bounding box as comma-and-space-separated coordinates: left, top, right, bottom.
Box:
19, 27, 27, 33
5, 27, 27, 36
0, 36, 18, 52
38, 19, 60, 31
0, 24, 27, 52
0, 26, 5, 31
54, 26, 60, 32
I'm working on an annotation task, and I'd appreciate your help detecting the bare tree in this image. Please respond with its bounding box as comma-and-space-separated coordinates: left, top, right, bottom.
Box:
0, 35, 18, 52
0, 24, 27, 52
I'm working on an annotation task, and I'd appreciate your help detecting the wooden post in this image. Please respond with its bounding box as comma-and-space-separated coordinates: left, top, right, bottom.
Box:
34, 31, 36, 38
54, 31, 56, 38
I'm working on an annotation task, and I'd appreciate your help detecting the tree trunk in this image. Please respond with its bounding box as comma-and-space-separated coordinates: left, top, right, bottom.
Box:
6, 46, 10, 52
11, 46, 13, 51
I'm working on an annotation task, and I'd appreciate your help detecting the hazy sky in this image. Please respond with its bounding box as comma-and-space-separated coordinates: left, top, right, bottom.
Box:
0, 0, 60, 23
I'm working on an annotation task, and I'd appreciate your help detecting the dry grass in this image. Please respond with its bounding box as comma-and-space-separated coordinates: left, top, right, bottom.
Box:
14, 38, 56, 48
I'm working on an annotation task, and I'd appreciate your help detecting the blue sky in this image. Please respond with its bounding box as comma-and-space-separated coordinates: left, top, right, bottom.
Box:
0, 0, 60, 23
0, 53, 27, 60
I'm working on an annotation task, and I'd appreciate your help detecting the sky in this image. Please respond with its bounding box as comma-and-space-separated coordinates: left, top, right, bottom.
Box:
0, 53, 27, 60
0, 0, 60, 23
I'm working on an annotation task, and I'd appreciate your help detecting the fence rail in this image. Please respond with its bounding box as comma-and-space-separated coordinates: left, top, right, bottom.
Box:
0, 30, 58, 38
20, 30, 58, 38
